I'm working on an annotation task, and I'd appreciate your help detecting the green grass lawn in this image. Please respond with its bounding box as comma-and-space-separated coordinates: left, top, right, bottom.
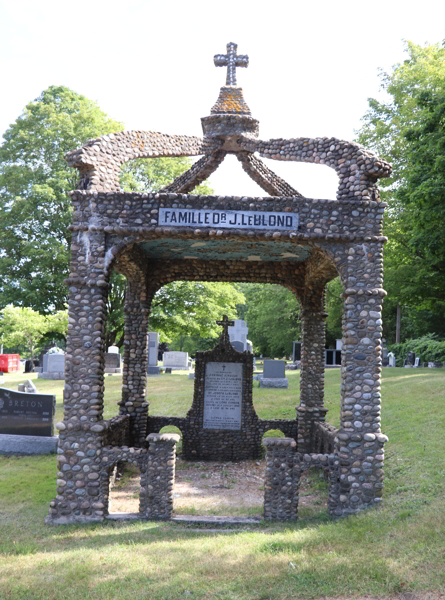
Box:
0, 368, 444, 599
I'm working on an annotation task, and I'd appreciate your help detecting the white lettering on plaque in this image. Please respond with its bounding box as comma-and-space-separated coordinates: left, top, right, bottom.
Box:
159, 208, 299, 231
203, 362, 242, 430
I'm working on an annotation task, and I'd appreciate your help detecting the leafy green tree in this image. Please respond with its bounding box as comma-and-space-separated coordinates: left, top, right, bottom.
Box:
0, 305, 48, 359
149, 281, 245, 351
238, 284, 300, 357
0, 86, 124, 312
356, 41, 445, 341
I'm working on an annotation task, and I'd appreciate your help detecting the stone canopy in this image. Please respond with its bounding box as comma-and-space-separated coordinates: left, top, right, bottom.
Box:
47, 42, 390, 524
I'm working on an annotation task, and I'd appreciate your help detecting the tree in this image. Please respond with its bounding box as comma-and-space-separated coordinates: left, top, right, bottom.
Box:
0, 305, 48, 359
238, 284, 300, 357
356, 41, 445, 341
0, 86, 215, 347
0, 86, 123, 312
148, 281, 245, 351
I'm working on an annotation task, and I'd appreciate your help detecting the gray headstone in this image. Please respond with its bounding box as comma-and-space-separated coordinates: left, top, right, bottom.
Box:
104, 352, 121, 370
231, 341, 245, 353
203, 362, 242, 430
260, 378, 288, 388
0, 387, 56, 436
263, 360, 285, 379
46, 354, 65, 373
148, 332, 160, 367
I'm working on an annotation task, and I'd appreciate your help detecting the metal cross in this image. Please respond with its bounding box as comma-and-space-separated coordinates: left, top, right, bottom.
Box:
214, 42, 249, 86
216, 315, 235, 339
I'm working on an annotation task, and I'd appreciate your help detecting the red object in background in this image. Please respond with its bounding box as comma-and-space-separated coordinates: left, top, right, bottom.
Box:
0, 354, 20, 373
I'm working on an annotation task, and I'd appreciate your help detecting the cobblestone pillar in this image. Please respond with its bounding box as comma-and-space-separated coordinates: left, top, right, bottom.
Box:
263, 437, 299, 521
297, 290, 328, 453
335, 242, 388, 515
143, 433, 179, 520
120, 279, 149, 446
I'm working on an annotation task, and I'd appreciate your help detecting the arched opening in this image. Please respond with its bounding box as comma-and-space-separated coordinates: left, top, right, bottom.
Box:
298, 465, 330, 521
107, 460, 141, 516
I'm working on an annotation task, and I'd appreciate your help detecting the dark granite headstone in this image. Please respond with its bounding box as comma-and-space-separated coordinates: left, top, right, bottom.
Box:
0, 388, 56, 436
292, 341, 301, 362
104, 352, 121, 369
231, 340, 245, 353
407, 351, 415, 366
263, 360, 285, 378
325, 349, 342, 366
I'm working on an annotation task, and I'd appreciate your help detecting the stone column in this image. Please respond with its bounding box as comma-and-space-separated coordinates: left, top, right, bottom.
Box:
143, 433, 179, 520
263, 437, 299, 521
335, 242, 388, 515
120, 279, 149, 446
63, 282, 108, 423
297, 288, 328, 453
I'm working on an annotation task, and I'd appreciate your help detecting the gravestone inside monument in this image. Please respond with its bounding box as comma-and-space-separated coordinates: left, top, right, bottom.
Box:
163, 351, 189, 370
0, 387, 56, 436
203, 362, 242, 430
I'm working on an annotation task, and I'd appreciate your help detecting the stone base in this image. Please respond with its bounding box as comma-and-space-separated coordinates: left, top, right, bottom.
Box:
0, 434, 58, 455
188, 373, 195, 380
104, 368, 122, 374
163, 366, 190, 370
38, 372, 65, 380
260, 378, 288, 389
147, 366, 161, 376
45, 514, 104, 525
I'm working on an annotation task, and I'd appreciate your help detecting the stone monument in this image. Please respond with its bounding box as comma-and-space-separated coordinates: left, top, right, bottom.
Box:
47, 42, 391, 523
0, 387, 57, 455
38, 350, 65, 380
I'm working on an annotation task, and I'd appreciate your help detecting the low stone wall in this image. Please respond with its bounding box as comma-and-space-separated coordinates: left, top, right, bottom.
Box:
103, 415, 131, 447
313, 421, 338, 454
263, 437, 339, 520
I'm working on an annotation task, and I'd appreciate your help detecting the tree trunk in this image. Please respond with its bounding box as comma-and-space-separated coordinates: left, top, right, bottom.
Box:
396, 304, 401, 344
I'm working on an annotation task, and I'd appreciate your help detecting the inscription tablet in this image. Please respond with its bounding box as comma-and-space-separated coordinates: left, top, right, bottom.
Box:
203, 362, 242, 430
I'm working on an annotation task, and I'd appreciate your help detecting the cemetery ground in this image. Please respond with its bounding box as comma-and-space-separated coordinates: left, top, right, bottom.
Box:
0, 369, 444, 600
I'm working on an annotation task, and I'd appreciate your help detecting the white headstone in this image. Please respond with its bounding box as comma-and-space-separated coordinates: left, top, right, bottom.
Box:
163, 351, 189, 370
108, 345, 119, 354
228, 319, 250, 351
388, 352, 396, 367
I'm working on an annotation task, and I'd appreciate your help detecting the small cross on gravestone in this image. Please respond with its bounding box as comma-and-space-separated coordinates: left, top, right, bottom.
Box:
216, 315, 235, 344
214, 42, 249, 86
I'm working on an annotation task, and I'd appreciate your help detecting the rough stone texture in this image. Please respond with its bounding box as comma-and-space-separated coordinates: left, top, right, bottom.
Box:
260, 378, 288, 388
0, 434, 58, 455
47, 43, 390, 524
263, 438, 340, 520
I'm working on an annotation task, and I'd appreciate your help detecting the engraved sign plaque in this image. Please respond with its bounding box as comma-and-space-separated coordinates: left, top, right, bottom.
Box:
203, 362, 242, 430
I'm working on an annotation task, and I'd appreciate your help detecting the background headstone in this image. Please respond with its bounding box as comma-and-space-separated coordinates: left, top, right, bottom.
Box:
0, 387, 56, 437
261, 360, 288, 388
163, 351, 189, 370
292, 341, 301, 362
388, 352, 396, 367
39, 353, 65, 379
104, 352, 122, 374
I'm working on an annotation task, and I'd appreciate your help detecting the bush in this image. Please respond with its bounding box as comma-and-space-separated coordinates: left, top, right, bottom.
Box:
388, 334, 445, 366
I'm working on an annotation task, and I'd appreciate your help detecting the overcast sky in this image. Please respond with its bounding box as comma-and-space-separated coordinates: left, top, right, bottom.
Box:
1, 0, 445, 199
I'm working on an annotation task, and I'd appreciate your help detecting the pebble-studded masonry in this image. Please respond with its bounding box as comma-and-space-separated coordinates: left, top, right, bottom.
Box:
46, 43, 390, 524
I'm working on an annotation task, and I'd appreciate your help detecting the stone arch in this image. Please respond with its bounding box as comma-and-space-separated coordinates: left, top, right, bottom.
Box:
239, 136, 392, 202
66, 131, 220, 193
